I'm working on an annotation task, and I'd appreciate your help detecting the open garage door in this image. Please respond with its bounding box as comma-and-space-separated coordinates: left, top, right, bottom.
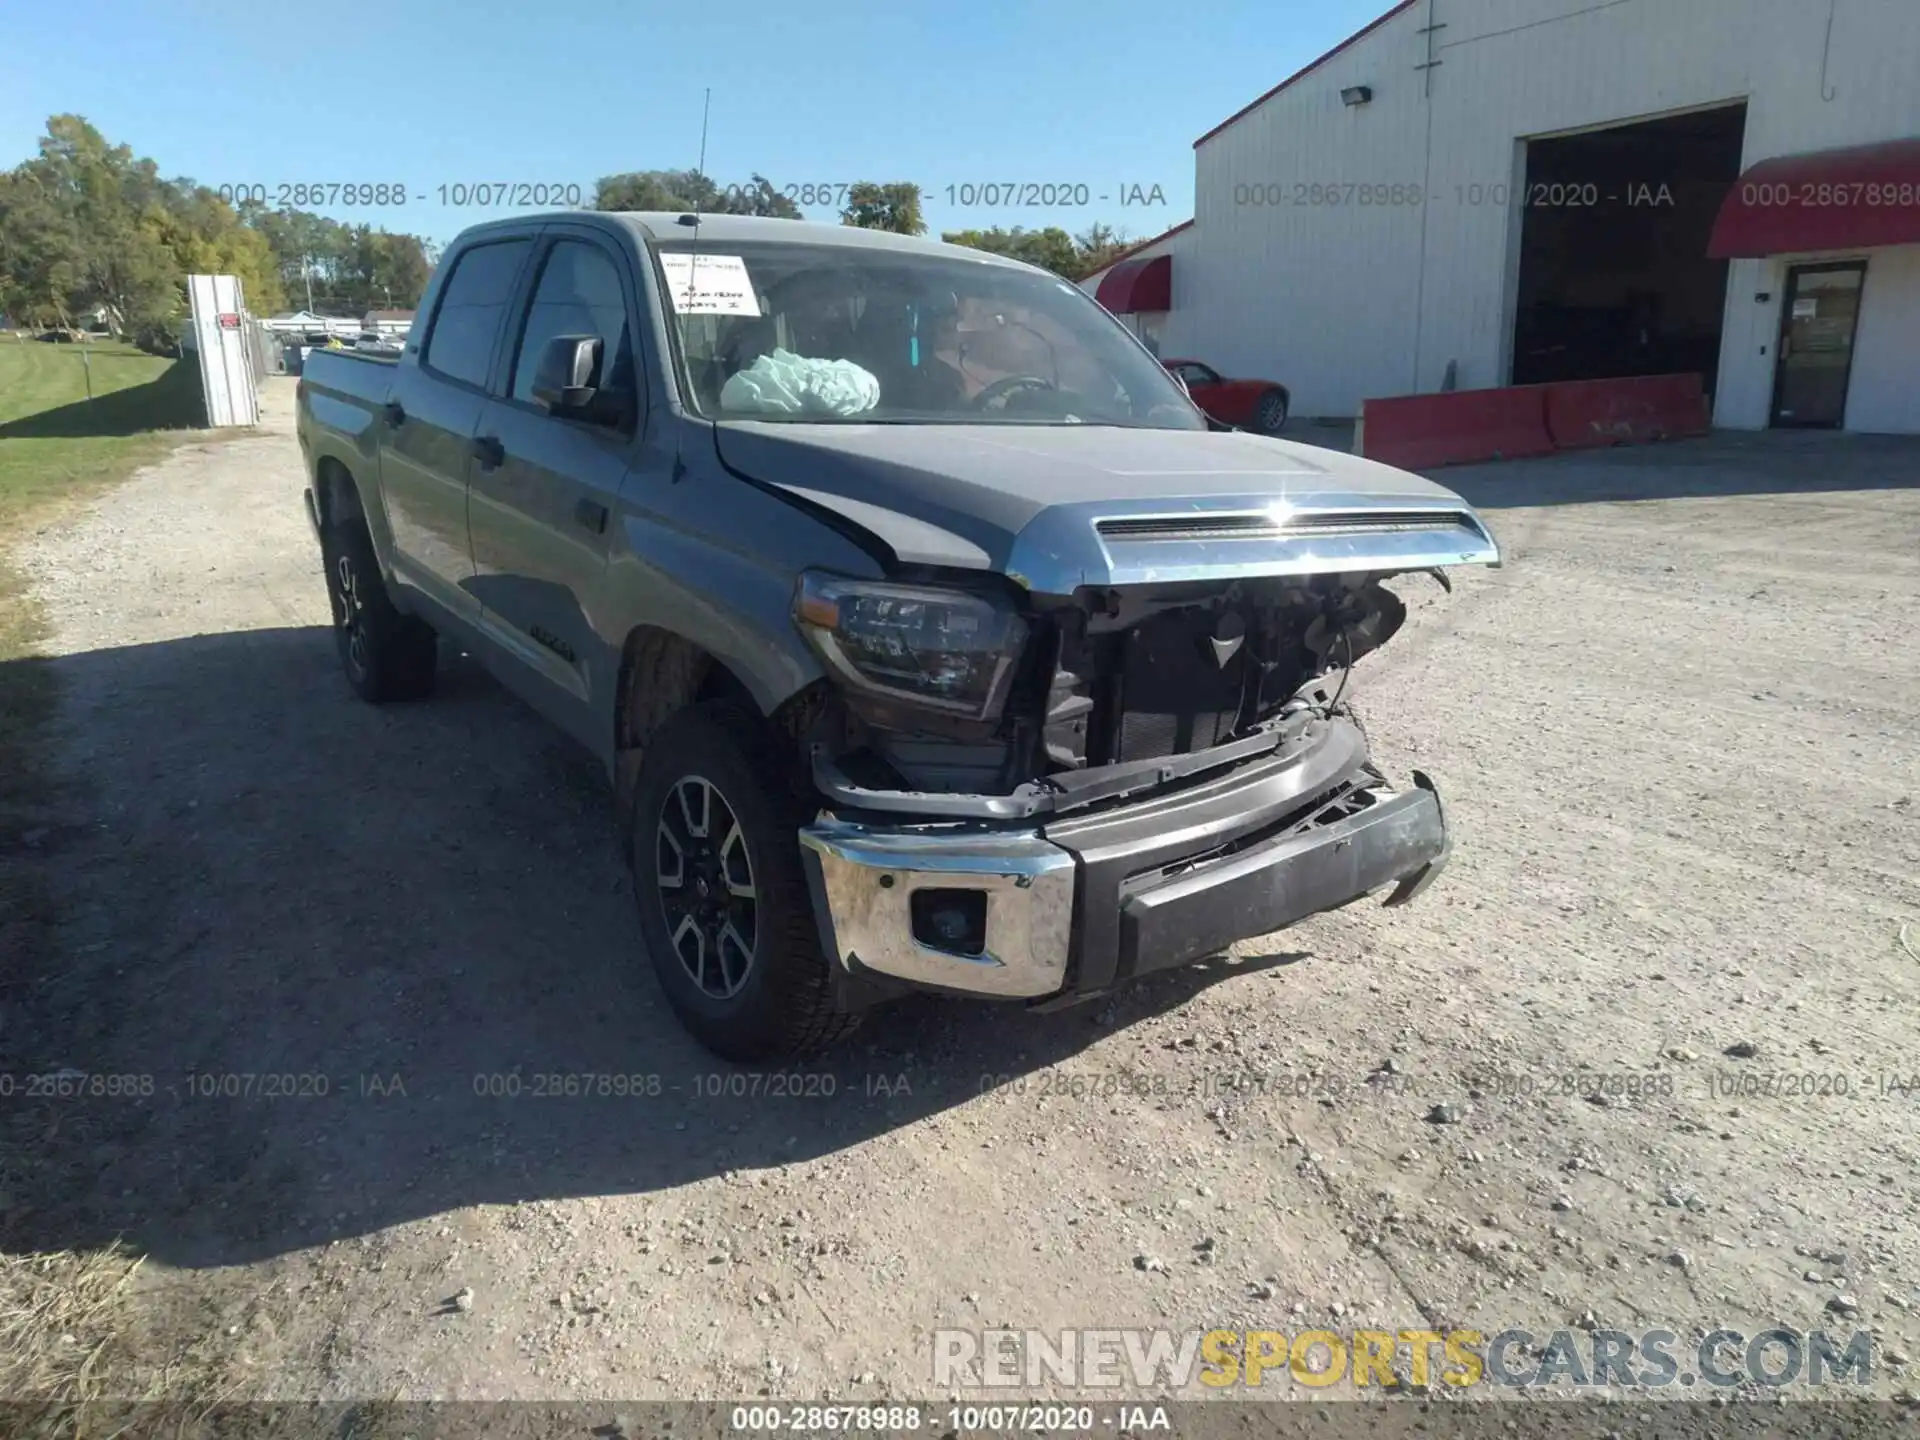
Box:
1511, 104, 1747, 396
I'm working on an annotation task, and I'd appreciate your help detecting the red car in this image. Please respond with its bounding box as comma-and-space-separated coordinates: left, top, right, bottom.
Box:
1161, 358, 1290, 435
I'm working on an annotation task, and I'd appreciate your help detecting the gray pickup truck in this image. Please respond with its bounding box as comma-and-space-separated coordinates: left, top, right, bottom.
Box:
296, 211, 1500, 1060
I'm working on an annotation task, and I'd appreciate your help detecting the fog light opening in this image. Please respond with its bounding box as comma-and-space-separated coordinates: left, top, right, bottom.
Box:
910, 888, 989, 958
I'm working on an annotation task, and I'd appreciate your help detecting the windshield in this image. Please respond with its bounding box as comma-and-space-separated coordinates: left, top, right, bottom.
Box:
654, 239, 1203, 428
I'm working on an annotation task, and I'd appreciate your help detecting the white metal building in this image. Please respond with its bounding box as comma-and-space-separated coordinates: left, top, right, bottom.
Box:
1083, 0, 1920, 431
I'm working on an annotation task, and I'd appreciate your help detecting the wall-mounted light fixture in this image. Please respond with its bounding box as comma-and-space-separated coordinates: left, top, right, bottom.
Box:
1341, 85, 1373, 106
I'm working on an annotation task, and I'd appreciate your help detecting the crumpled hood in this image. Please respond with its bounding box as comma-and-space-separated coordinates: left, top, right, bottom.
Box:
712, 420, 1495, 589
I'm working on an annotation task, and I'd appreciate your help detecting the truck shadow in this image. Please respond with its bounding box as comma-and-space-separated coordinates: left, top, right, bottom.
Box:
0, 626, 1309, 1271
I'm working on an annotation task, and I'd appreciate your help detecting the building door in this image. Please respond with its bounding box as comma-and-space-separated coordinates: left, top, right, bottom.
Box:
1770, 262, 1866, 428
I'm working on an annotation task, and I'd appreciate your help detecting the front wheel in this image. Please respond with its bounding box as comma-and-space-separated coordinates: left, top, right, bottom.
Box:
628, 702, 862, 1061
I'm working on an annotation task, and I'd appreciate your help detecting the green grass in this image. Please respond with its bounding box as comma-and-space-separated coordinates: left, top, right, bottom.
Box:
0, 337, 199, 643
0, 339, 201, 522
0, 338, 215, 1408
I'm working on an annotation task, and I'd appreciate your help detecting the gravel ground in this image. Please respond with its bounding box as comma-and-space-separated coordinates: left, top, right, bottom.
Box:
6, 378, 1918, 1410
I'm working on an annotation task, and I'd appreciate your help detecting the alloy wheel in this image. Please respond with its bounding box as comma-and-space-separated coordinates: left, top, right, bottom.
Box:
332, 552, 368, 675
1258, 392, 1288, 432
655, 775, 758, 999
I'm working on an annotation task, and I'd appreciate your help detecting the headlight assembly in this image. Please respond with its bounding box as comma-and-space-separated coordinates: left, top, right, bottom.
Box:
793, 571, 1027, 721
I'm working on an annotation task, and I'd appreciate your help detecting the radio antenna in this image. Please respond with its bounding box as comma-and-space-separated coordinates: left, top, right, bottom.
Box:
698, 88, 714, 207
693, 87, 711, 222
675, 86, 713, 310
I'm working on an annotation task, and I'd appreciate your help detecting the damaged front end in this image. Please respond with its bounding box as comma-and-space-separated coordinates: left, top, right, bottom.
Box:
802, 566, 1428, 818
793, 498, 1499, 1003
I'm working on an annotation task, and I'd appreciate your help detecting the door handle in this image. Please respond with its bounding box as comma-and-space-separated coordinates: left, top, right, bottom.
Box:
575, 498, 609, 534
382, 400, 405, 427
470, 434, 505, 469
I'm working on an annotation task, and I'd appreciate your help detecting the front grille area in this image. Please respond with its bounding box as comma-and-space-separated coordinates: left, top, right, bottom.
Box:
1111, 609, 1245, 761
1040, 603, 1285, 772
1095, 509, 1477, 543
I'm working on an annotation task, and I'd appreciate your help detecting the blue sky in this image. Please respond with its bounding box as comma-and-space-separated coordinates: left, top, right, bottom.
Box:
5, 0, 1385, 247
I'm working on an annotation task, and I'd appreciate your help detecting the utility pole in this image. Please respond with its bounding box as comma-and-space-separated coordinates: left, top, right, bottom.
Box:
304, 257, 315, 314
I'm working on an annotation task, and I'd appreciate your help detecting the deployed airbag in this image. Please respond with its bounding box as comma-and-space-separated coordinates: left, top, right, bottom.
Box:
720, 349, 880, 417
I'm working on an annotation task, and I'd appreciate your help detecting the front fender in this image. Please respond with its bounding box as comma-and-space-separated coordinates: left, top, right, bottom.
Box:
597, 450, 886, 725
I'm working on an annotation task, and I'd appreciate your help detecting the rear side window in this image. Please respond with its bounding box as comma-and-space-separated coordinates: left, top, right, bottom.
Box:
509, 240, 635, 403
422, 239, 532, 389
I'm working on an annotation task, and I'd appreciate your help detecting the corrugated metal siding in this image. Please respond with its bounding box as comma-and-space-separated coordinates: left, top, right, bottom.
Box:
1843, 243, 1920, 433
1184, 0, 1920, 420
1189, 0, 1431, 416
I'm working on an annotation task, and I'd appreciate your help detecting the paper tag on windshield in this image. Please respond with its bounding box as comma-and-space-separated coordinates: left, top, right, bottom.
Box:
658, 252, 760, 315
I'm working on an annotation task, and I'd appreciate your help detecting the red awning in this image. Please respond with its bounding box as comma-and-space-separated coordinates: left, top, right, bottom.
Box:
1708, 137, 1920, 257
1095, 253, 1172, 313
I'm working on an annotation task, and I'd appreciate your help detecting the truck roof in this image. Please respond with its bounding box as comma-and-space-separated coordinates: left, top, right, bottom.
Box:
446, 210, 1037, 269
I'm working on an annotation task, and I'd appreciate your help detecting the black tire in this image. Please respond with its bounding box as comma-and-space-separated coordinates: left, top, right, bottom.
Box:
1252, 387, 1289, 436
628, 701, 862, 1061
322, 517, 437, 702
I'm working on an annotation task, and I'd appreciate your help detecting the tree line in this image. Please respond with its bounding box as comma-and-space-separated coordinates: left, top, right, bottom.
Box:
0, 116, 435, 350
591, 169, 1140, 279
0, 118, 1146, 353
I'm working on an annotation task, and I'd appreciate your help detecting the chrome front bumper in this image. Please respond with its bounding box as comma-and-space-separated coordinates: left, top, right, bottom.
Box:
797, 743, 1451, 1003
798, 819, 1077, 998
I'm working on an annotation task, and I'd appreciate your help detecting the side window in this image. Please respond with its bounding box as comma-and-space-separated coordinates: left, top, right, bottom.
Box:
421, 239, 532, 389
509, 240, 636, 405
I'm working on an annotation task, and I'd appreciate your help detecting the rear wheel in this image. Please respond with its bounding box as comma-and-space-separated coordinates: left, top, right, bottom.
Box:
628, 701, 862, 1060
1252, 388, 1289, 435
323, 517, 437, 702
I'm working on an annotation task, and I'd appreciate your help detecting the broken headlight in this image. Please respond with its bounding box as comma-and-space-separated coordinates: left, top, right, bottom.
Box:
793, 571, 1027, 720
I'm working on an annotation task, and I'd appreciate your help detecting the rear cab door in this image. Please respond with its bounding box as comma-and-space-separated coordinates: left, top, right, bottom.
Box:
380, 231, 536, 622
465, 219, 652, 747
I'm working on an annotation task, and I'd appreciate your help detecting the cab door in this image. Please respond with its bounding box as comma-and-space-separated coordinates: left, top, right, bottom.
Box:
379, 236, 534, 619
466, 228, 646, 745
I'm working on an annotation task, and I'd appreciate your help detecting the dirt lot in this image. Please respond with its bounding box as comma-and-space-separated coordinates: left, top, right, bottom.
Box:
4, 377, 1917, 1410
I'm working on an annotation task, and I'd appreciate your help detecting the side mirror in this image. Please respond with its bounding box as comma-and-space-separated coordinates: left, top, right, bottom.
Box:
532, 334, 604, 414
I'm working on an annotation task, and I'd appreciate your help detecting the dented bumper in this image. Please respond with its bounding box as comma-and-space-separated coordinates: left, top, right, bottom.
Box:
797, 718, 1449, 1003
